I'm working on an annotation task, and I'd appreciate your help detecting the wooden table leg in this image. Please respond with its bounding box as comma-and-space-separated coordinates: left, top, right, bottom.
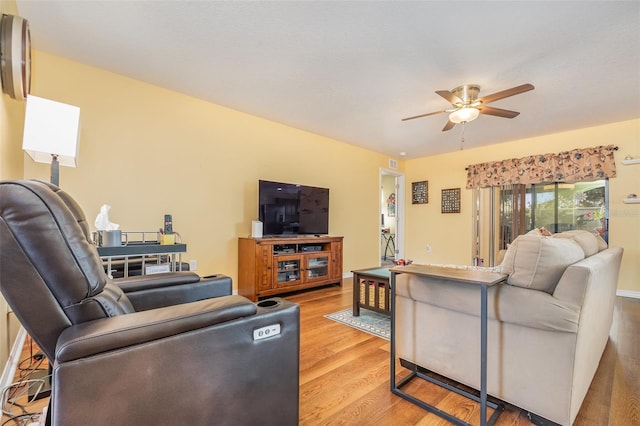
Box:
353, 273, 360, 316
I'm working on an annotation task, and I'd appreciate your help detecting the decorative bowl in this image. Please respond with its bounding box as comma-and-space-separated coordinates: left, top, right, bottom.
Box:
392, 259, 413, 266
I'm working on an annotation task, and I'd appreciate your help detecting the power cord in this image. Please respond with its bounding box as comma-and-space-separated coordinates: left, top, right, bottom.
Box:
1, 337, 48, 425
1, 379, 45, 414
0, 412, 41, 426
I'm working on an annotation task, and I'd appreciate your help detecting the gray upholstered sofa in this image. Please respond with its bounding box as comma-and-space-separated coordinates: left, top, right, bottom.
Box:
395, 230, 623, 425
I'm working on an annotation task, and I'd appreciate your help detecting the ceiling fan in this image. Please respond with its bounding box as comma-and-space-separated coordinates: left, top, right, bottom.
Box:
402, 83, 535, 131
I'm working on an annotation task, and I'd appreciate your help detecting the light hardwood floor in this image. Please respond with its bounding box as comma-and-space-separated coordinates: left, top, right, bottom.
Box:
3, 279, 638, 425
287, 279, 640, 426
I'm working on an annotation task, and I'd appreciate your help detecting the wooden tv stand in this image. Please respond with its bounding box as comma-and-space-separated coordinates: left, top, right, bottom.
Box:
238, 236, 343, 301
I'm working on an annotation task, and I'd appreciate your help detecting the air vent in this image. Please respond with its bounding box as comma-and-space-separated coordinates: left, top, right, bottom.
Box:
389, 159, 398, 169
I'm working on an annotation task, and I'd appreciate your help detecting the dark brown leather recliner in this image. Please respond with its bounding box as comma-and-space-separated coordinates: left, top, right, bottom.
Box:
0, 180, 300, 426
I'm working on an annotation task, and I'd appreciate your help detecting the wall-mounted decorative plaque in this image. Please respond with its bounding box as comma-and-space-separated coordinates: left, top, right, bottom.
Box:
441, 188, 461, 213
411, 181, 428, 204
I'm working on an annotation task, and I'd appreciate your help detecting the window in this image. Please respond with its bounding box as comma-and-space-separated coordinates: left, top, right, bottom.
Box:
473, 180, 608, 266
499, 180, 608, 250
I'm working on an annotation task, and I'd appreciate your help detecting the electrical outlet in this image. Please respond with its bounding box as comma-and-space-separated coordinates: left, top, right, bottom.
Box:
189, 259, 197, 271
426, 244, 432, 253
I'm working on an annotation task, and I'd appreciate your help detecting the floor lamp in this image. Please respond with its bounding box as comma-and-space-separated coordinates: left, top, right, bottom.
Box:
22, 95, 80, 186
19, 95, 80, 402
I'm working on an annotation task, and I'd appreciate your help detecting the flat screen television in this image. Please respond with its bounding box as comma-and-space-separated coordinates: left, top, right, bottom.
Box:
258, 180, 329, 236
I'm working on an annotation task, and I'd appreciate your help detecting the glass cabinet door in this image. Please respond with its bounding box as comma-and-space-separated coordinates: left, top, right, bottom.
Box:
306, 255, 329, 282
275, 255, 301, 287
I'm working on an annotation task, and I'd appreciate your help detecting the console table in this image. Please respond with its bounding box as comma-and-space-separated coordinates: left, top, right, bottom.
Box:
381, 232, 395, 261
390, 264, 506, 426
97, 242, 187, 278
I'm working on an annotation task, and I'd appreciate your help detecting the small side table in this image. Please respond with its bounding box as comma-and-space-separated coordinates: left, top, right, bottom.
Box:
381, 232, 395, 261
351, 267, 391, 317
390, 264, 506, 426
97, 242, 187, 278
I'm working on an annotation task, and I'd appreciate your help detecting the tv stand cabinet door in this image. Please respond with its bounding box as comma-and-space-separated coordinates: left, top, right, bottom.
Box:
330, 240, 343, 281
273, 254, 303, 288
256, 244, 274, 292
304, 253, 330, 283
238, 238, 267, 301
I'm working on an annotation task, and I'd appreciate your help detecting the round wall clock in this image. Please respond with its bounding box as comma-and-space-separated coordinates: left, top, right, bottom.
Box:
0, 14, 31, 100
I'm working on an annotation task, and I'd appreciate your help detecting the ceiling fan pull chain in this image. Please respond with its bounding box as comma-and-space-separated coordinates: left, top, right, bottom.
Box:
460, 122, 466, 150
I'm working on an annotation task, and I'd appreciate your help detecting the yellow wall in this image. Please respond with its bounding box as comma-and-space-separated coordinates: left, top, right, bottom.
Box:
0, 0, 24, 179
0, 83, 24, 179
2, 27, 639, 377
403, 119, 640, 292
2, 0, 637, 386
23, 50, 398, 284
0, 0, 27, 375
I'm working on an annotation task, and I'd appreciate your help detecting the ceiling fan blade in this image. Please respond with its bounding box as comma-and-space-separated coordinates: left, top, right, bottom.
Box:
436, 90, 463, 105
401, 110, 447, 121
479, 83, 534, 105
442, 120, 456, 131
478, 105, 520, 118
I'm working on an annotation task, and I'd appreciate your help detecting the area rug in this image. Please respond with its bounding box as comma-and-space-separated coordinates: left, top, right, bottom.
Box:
324, 308, 390, 340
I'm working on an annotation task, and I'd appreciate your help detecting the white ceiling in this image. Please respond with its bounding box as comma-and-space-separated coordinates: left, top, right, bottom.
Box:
16, 1, 640, 159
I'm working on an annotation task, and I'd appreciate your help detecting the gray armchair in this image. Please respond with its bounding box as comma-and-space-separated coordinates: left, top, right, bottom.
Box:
0, 180, 300, 425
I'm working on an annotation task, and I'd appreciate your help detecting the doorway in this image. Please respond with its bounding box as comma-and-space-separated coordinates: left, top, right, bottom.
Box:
380, 169, 404, 266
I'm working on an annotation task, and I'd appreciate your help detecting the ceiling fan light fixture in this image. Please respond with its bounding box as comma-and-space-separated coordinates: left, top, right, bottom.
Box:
449, 107, 480, 124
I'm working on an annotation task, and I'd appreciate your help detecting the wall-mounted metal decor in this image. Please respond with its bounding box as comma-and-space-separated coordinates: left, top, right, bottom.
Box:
411, 181, 428, 204
441, 188, 461, 213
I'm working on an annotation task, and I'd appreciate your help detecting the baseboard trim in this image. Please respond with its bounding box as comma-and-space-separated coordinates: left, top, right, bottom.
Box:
617, 289, 640, 299
0, 327, 26, 391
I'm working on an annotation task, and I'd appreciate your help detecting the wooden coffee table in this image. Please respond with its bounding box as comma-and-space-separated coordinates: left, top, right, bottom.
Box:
351, 267, 391, 316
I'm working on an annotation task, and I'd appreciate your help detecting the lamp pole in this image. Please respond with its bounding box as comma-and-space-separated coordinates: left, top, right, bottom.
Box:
50, 154, 59, 186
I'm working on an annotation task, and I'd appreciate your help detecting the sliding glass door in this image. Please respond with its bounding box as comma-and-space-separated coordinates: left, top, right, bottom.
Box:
473, 179, 608, 266
526, 180, 607, 238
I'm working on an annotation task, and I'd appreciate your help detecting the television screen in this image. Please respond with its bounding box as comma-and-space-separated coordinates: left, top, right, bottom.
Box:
259, 180, 329, 236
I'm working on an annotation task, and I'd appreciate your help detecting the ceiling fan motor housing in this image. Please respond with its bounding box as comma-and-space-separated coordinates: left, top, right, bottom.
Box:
451, 84, 480, 105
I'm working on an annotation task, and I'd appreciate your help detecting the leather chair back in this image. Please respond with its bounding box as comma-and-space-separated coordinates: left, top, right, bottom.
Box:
0, 180, 134, 361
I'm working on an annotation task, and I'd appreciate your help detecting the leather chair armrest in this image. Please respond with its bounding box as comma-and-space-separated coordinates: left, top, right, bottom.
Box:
115, 273, 233, 311
114, 271, 201, 291
56, 295, 255, 362
52, 298, 300, 426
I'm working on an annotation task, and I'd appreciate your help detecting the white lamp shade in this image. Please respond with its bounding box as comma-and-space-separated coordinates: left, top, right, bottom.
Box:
22, 95, 80, 167
449, 107, 480, 124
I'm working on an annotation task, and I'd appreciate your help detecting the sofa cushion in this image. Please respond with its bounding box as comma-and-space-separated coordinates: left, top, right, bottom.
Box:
595, 234, 608, 251
552, 230, 600, 257
501, 234, 585, 293
395, 274, 581, 332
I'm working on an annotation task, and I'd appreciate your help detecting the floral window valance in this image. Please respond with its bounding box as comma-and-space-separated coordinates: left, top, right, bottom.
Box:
466, 145, 618, 189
